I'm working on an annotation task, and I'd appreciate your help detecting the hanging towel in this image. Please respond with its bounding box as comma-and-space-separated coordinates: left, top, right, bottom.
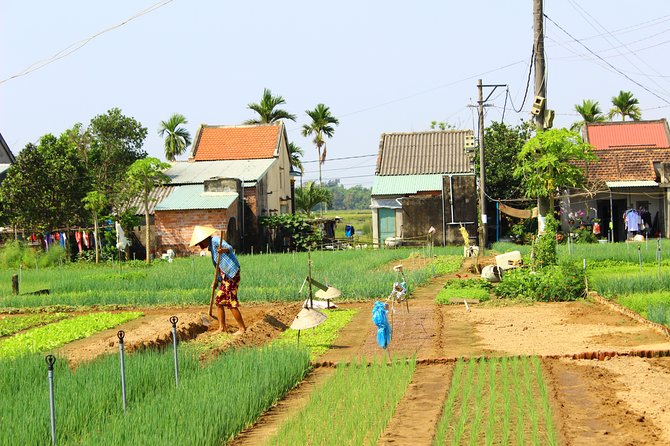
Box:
60, 232, 66, 248
372, 301, 392, 349
83, 231, 90, 249
345, 225, 355, 238
115, 222, 130, 250
74, 231, 82, 252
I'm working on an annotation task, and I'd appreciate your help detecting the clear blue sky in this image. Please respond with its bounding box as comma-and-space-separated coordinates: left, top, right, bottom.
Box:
2, 1, 670, 187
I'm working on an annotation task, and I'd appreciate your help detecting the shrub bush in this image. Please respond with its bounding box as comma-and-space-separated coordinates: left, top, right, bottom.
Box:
531, 215, 558, 268
495, 264, 585, 302
0, 241, 67, 268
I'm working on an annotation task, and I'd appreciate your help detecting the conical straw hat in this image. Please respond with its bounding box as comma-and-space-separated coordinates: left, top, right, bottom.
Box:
315, 286, 342, 300
189, 225, 218, 247
290, 308, 327, 330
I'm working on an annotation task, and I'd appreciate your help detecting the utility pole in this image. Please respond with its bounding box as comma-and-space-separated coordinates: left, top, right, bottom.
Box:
476, 80, 506, 251
477, 79, 486, 251
533, 0, 548, 231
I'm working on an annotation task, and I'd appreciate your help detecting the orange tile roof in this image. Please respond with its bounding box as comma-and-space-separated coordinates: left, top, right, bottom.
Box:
585, 120, 670, 150
574, 147, 670, 182
192, 124, 281, 161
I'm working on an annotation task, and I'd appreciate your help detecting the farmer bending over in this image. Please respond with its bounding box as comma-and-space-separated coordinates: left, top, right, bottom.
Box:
190, 225, 246, 334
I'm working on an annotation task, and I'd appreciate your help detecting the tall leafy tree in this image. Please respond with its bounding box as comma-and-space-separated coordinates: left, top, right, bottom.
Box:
301, 103, 339, 186
244, 88, 296, 124
295, 182, 333, 216
475, 121, 534, 201
159, 113, 192, 162
514, 128, 596, 232
0, 133, 88, 232
288, 142, 304, 174
608, 90, 642, 121
88, 108, 148, 206
125, 157, 171, 263
571, 99, 606, 131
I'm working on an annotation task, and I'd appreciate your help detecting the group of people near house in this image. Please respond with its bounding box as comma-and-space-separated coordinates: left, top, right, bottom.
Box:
624, 206, 653, 240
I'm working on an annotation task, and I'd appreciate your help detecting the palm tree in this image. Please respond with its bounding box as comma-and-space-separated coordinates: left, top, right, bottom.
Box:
158, 113, 192, 162
608, 90, 642, 121
244, 88, 296, 124
571, 99, 606, 131
288, 142, 304, 174
295, 182, 332, 216
301, 104, 339, 186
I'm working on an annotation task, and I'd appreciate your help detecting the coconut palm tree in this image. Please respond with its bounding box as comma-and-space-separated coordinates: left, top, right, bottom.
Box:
608, 90, 642, 121
244, 88, 296, 124
158, 113, 192, 162
301, 104, 339, 186
295, 182, 333, 216
288, 142, 304, 174
571, 99, 606, 131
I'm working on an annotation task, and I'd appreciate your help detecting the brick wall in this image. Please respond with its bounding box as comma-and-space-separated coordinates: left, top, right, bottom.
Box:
155, 208, 233, 256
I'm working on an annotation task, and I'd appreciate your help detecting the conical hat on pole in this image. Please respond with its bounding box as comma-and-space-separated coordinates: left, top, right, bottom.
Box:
315, 286, 341, 300
290, 307, 327, 330
189, 225, 218, 247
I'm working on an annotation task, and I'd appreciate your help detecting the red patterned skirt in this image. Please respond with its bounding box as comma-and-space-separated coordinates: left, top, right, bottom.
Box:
215, 272, 241, 308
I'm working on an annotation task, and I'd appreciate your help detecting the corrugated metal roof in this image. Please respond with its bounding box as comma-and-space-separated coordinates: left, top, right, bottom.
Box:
191, 123, 281, 161
166, 159, 274, 185
376, 130, 474, 175
127, 186, 177, 216
371, 174, 444, 195
370, 198, 402, 209
586, 120, 670, 150
155, 185, 237, 211
606, 180, 658, 188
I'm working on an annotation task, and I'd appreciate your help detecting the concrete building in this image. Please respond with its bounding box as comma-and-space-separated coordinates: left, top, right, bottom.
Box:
566, 119, 670, 241
371, 130, 477, 246
132, 122, 293, 256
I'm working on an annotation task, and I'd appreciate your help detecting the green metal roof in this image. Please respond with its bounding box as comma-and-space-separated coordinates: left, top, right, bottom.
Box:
155, 185, 237, 211
371, 174, 444, 196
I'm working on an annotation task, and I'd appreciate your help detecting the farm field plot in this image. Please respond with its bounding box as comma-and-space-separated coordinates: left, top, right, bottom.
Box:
4, 247, 670, 444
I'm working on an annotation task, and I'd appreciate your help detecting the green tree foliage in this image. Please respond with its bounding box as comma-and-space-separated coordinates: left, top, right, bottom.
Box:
531, 214, 558, 268
125, 157, 171, 263
0, 133, 88, 231
159, 113, 192, 162
295, 182, 333, 216
571, 99, 606, 131
475, 121, 534, 201
323, 179, 372, 210
288, 142, 304, 174
608, 90, 642, 121
88, 108, 148, 204
259, 213, 320, 251
302, 104, 339, 185
514, 128, 596, 213
244, 88, 296, 124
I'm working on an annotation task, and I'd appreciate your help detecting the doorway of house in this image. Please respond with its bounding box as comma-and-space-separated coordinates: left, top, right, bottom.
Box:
378, 208, 396, 245
597, 199, 627, 242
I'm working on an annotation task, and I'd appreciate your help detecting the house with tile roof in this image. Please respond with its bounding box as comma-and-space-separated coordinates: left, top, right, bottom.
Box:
371, 130, 477, 246
140, 122, 294, 256
567, 119, 670, 241
0, 132, 16, 182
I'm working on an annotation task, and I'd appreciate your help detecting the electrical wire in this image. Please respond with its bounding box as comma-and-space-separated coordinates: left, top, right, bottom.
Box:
544, 14, 670, 105
508, 46, 535, 113
0, 0, 175, 85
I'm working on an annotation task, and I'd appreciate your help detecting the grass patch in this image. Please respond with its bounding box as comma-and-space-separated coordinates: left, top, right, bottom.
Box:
432, 255, 463, 275
275, 308, 357, 359
0, 312, 69, 337
0, 345, 309, 445
266, 357, 416, 445
437, 287, 490, 303
0, 311, 142, 358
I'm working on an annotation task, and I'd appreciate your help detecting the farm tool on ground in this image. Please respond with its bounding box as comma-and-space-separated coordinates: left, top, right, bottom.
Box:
386, 264, 409, 328
208, 230, 225, 320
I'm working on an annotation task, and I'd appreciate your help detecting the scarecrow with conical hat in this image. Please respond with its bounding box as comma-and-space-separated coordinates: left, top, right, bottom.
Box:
190, 225, 246, 334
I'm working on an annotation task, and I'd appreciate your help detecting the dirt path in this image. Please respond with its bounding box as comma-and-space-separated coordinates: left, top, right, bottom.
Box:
377, 363, 453, 445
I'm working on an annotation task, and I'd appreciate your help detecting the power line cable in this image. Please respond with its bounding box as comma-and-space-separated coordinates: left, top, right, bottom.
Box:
544, 14, 670, 105
508, 46, 535, 113
0, 0, 175, 85
302, 153, 377, 164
